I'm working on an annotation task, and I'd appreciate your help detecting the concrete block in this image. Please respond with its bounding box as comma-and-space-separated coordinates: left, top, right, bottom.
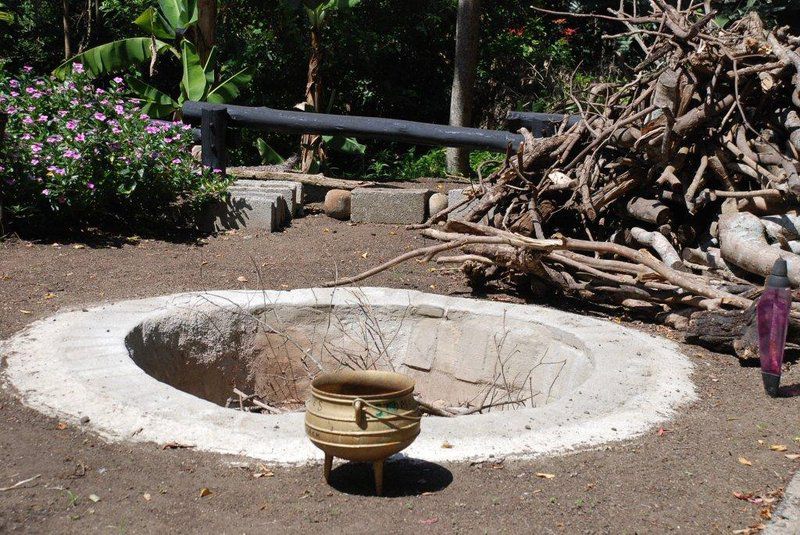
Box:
227, 188, 290, 224
228, 184, 301, 217
201, 194, 277, 232
350, 188, 431, 224
233, 179, 303, 205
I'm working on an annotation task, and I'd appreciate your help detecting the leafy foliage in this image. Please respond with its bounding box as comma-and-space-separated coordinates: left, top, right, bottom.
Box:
53, 0, 250, 118
0, 67, 229, 231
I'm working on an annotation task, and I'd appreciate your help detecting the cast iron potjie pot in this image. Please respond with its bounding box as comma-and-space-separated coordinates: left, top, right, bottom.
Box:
304, 370, 421, 495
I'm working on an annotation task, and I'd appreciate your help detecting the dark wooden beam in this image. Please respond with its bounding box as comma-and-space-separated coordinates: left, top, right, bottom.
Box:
505, 111, 579, 137
183, 101, 524, 153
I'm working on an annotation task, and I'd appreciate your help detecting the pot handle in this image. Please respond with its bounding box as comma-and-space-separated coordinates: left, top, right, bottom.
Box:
353, 398, 422, 422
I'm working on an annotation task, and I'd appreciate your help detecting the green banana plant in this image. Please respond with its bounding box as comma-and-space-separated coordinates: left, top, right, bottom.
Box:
280, 0, 362, 171
53, 0, 250, 118
0, 2, 13, 23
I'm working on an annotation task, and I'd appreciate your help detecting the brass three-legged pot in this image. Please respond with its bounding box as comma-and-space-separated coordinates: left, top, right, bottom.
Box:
304, 370, 421, 495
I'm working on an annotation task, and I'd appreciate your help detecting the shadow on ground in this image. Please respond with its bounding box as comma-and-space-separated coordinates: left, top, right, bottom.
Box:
327, 458, 452, 497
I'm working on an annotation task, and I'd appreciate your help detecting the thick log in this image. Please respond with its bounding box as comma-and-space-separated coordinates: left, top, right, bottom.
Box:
184, 102, 523, 153
686, 305, 758, 359
626, 197, 671, 225
227, 167, 376, 203
718, 212, 800, 286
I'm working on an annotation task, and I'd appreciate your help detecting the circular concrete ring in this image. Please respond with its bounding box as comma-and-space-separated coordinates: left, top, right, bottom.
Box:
0, 288, 695, 464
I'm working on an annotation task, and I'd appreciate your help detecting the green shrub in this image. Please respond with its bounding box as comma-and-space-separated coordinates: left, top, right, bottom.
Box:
0, 65, 230, 233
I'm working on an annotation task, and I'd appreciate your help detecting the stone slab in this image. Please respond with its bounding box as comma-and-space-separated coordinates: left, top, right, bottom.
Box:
351, 188, 431, 224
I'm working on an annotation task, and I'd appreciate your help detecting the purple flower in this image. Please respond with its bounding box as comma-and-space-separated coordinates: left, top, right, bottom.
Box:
172, 158, 182, 164
164, 137, 173, 144
73, 63, 85, 74
6, 106, 16, 114
87, 182, 95, 190
66, 120, 79, 130
23, 65, 32, 72
63, 149, 81, 160
31, 143, 42, 153
30, 158, 39, 165
112, 77, 123, 84
93, 112, 106, 122
139, 113, 149, 120
25, 87, 36, 94
145, 125, 160, 135
47, 165, 66, 176
10, 91, 18, 97
41, 188, 50, 196
75, 133, 86, 142
95, 88, 106, 95
58, 110, 68, 117
182, 124, 192, 131
213, 168, 223, 174
112, 127, 122, 134
21, 133, 31, 140
9, 79, 19, 88
46, 135, 63, 143
114, 104, 124, 115
37, 114, 48, 122
70, 99, 79, 106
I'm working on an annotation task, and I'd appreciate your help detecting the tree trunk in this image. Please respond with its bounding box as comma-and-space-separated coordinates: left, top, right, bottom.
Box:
446, 0, 482, 176
62, 0, 73, 60
196, 0, 217, 65
301, 26, 324, 172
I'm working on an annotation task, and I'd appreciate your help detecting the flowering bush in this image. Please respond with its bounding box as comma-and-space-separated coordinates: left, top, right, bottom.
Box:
0, 65, 230, 233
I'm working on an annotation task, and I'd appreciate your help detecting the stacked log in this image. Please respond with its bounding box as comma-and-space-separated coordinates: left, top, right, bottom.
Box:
328, 3, 800, 357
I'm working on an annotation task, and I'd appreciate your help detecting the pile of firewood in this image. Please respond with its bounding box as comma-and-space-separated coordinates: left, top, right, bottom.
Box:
328, 2, 800, 357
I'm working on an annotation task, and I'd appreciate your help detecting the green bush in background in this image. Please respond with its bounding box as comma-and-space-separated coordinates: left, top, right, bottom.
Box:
0, 66, 230, 233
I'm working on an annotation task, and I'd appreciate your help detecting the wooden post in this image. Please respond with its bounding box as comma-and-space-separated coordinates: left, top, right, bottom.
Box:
446, 0, 483, 176
201, 105, 228, 174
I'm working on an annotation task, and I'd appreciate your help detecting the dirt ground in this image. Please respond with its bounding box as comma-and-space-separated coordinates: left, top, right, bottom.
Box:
1, 214, 799, 534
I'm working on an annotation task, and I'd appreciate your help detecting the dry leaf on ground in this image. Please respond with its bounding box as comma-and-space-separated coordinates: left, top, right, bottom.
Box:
200, 487, 212, 497
770, 444, 788, 452
738, 457, 753, 466
535, 473, 556, 479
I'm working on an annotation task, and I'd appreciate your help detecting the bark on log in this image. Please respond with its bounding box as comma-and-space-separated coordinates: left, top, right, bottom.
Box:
686, 305, 758, 359
626, 197, 671, 225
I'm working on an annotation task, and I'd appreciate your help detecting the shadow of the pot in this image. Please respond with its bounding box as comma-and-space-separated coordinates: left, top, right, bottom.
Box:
327, 457, 453, 497
779, 383, 800, 397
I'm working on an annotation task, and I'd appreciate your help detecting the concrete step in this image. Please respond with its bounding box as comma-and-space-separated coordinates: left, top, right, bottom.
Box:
232, 180, 303, 215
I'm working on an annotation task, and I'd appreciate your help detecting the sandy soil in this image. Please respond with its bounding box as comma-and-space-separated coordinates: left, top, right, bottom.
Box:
1, 214, 799, 534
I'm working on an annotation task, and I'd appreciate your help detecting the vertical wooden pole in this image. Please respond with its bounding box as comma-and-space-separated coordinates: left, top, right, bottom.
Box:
201, 105, 228, 174
446, 0, 482, 176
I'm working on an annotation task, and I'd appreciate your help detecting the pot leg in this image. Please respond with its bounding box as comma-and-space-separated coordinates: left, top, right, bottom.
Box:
373, 460, 384, 496
324, 454, 333, 483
